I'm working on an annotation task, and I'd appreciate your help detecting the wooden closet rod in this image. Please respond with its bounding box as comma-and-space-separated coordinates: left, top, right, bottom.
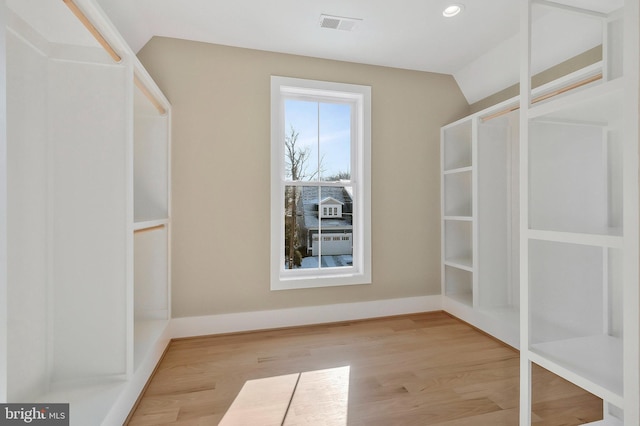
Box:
63, 0, 122, 63
134, 75, 168, 115
63, 1, 167, 114
481, 73, 603, 122
134, 224, 165, 234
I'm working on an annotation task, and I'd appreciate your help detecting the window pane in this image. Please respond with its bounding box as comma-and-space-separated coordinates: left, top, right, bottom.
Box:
284, 100, 319, 181
284, 100, 351, 183
283, 185, 308, 269
317, 186, 353, 269
319, 103, 351, 181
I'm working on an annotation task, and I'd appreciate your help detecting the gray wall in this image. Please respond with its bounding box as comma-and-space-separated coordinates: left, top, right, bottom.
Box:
138, 37, 469, 318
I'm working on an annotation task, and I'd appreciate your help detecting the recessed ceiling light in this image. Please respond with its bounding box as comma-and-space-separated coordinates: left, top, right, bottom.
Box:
443, 4, 464, 17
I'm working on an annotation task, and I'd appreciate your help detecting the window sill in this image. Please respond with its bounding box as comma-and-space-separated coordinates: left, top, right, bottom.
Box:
271, 271, 371, 291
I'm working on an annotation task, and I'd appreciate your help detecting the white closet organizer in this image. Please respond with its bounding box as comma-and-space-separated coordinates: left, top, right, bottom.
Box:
441, 119, 474, 307
519, 1, 638, 425
441, 84, 523, 348
441, 109, 520, 347
1, 0, 172, 424
440, 44, 621, 358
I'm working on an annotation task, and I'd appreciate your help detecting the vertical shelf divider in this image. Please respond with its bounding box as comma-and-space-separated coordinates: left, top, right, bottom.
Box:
519, 0, 532, 423
471, 116, 479, 309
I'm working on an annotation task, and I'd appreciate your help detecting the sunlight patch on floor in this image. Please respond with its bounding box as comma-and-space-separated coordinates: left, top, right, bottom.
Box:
219, 366, 350, 425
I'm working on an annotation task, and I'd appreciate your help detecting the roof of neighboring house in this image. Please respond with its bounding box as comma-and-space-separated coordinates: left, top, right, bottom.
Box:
320, 196, 344, 206
299, 186, 352, 230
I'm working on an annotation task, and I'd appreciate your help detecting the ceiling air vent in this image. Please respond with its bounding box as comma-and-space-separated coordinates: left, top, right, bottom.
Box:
319, 14, 362, 31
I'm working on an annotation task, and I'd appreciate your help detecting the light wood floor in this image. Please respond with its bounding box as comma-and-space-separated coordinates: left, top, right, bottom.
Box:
126, 312, 602, 425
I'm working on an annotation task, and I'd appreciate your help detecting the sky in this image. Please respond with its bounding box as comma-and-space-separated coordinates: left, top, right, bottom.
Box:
284, 99, 351, 180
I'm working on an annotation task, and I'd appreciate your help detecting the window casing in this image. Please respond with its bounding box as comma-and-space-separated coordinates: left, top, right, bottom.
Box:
270, 76, 371, 290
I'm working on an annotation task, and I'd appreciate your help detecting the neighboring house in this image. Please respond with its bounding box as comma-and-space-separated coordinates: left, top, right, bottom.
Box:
299, 186, 353, 256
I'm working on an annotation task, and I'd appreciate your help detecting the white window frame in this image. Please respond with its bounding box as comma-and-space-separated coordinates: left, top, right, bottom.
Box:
270, 76, 371, 290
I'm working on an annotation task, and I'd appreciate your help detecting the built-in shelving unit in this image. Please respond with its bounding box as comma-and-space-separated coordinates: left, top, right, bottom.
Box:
441, 96, 520, 348
441, 119, 475, 308
440, 2, 638, 420
519, 1, 638, 424
1, 0, 172, 424
440, 54, 618, 356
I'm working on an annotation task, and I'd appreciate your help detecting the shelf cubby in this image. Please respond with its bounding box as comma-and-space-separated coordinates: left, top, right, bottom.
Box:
529, 335, 623, 408
134, 83, 170, 224
134, 226, 169, 323
443, 220, 472, 270
442, 120, 472, 171
528, 238, 623, 406
443, 170, 472, 217
528, 115, 622, 237
443, 265, 473, 307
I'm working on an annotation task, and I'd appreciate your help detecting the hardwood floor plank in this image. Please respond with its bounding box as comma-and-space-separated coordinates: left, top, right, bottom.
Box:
126, 408, 179, 426
219, 373, 299, 426
284, 367, 349, 425
430, 406, 520, 426
126, 312, 602, 425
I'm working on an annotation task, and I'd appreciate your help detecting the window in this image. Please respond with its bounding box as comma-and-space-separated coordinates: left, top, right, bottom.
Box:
271, 76, 371, 290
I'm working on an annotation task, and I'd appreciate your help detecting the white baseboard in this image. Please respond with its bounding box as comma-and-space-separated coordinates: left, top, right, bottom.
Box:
168, 295, 442, 339
104, 322, 172, 425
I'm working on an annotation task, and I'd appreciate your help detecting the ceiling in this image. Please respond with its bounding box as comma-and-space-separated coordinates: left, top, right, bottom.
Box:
95, 0, 620, 104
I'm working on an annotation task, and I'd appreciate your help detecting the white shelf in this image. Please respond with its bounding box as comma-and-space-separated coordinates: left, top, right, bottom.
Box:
584, 417, 623, 426
528, 78, 623, 123
443, 265, 473, 309
529, 334, 623, 408
444, 215, 472, 222
444, 221, 472, 264
443, 166, 472, 175
442, 120, 472, 170
445, 291, 473, 307
444, 257, 473, 271
443, 171, 472, 217
133, 218, 169, 231
527, 229, 623, 248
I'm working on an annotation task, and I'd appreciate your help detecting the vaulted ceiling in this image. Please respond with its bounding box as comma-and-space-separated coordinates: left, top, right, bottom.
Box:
96, 0, 623, 104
